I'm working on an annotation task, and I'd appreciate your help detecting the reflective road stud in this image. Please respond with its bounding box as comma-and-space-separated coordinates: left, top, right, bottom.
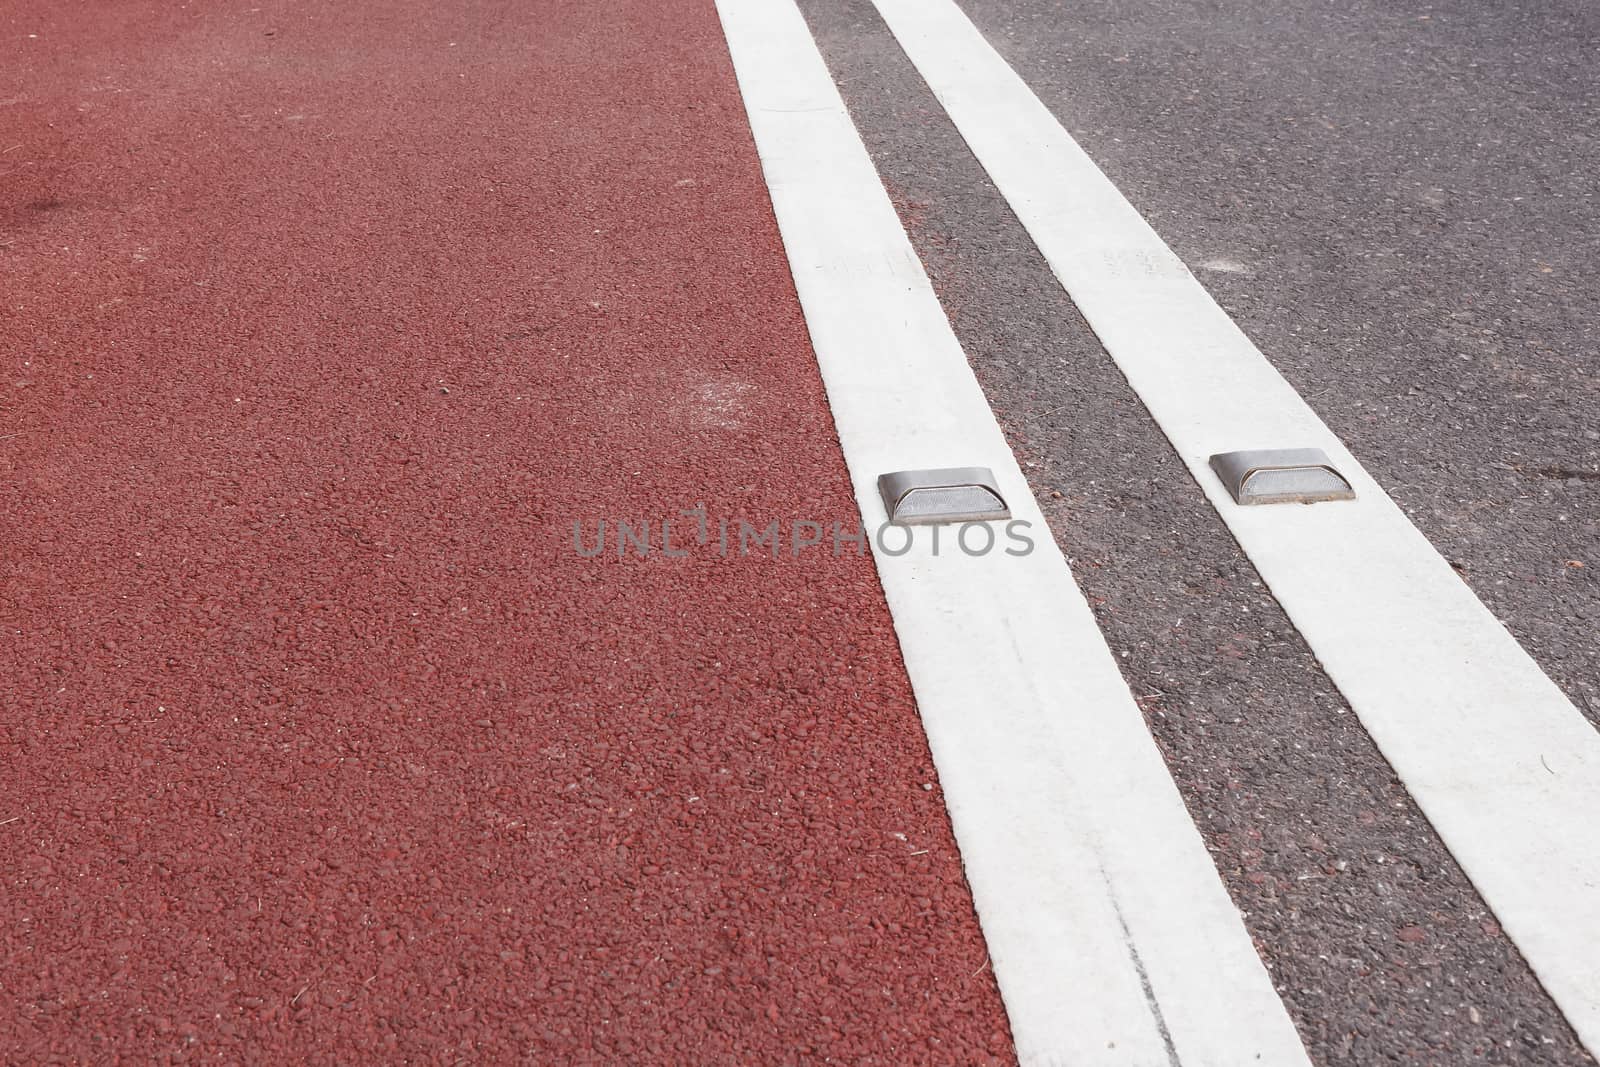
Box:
1209, 448, 1356, 505
877, 467, 1010, 524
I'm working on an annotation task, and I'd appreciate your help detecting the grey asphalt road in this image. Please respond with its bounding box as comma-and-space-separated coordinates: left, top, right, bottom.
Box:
797, 0, 1598, 1062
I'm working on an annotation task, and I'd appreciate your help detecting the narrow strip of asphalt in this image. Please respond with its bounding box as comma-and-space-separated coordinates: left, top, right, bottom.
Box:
868, 0, 1600, 1053
717, 1, 1313, 1063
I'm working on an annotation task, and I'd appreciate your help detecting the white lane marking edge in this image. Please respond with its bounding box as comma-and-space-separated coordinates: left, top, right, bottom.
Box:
714, 1, 1313, 1064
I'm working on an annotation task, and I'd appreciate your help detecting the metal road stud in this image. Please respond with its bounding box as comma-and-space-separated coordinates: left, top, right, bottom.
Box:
1209, 448, 1355, 505
877, 467, 1010, 525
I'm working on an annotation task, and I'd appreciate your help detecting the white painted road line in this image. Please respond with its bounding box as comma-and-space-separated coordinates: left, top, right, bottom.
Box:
715, 1, 1313, 1063
868, 0, 1600, 1052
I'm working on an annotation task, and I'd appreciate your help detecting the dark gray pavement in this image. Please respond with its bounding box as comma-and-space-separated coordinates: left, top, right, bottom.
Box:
798, 0, 1598, 1062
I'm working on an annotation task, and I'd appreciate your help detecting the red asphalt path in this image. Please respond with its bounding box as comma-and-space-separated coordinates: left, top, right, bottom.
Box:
0, 1, 1014, 1061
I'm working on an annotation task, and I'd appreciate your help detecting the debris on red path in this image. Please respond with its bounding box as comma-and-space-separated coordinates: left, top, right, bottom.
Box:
0, 0, 1014, 1061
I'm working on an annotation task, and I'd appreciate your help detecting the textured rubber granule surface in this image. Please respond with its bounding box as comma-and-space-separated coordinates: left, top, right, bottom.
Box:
0, 1, 1014, 1061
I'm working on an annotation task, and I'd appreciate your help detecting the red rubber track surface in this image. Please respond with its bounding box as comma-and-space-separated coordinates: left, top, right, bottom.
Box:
0, 1, 1014, 1061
